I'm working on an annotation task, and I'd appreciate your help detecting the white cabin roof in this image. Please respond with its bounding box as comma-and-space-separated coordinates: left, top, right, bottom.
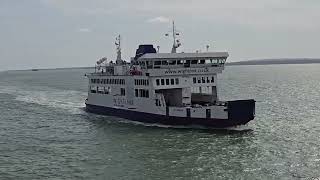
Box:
137, 52, 229, 61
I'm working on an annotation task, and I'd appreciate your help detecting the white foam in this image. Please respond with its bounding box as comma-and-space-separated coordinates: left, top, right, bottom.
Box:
243, 167, 262, 172
0, 85, 86, 114
225, 125, 252, 131
114, 117, 249, 130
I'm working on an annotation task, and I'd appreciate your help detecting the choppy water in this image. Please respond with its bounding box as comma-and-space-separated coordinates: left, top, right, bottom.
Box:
0, 65, 319, 179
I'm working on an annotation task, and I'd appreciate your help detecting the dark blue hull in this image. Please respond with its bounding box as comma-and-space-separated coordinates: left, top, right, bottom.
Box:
85, 99, 255, 128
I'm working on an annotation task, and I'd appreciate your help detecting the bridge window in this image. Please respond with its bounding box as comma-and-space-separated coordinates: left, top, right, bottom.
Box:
166, 79, 169, 85
205, 59, 212, 64
212, 59, 218, 64
171, 79, 174, 85
146, 61, 153, 69
154, 61, 161, 66
211, 76, 214, 83
202, 77, 205, 83
161, 79, 165, 85
175, 78, 179, 85
162, 61, 168, 65
169, 60, 176, 65
140, 61, 146, 68
193, 77, 197, 84
207, 77, 210, 83
156, 79, 160, 86
191, 60, 198, 64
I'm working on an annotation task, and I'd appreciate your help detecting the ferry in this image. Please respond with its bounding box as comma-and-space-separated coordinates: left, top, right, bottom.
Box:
85, 22, 255, 128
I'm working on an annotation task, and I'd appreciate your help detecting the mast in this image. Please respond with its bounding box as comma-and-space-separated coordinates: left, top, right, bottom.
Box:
115, 34, 122, 64
165, 21, 181, 53
172, 21, 176, 53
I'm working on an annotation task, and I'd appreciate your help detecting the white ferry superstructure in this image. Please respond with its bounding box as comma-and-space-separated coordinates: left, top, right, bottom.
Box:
85, 24, 255, 128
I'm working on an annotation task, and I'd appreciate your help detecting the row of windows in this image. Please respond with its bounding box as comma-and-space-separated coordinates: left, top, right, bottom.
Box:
134, 79, 149, 86
135, 89, 149, 98
193, 76, 215, 84
91, 78, 125, 85
90, 86, 126, 96
156, 78, 179, 86
138, 58, 227, 68
90, 86, 111, 94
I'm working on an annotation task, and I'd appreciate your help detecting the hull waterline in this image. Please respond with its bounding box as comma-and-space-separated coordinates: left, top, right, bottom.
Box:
85, 100, 255, 128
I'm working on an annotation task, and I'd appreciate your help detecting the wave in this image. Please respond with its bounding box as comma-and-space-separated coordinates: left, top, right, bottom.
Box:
0, 85, 86, 114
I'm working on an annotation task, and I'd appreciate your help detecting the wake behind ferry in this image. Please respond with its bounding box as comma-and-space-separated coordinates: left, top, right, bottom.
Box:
85, 23, 255, 128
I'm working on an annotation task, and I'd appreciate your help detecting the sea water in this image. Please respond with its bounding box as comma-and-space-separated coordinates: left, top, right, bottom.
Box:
0, 64, 319, 179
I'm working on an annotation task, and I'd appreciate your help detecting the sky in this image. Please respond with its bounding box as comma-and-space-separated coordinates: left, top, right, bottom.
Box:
0, 0, 320, 71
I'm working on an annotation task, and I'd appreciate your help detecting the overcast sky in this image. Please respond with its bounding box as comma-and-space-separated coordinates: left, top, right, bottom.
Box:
0, 0, 319, 71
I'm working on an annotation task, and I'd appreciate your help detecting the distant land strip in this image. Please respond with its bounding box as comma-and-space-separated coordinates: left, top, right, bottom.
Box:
227, 58, 320, 66
5, 58, 320, 72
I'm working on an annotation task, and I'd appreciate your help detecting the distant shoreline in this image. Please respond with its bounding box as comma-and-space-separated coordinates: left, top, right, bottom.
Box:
3, 58, 320, 72
227, 58, 320, 66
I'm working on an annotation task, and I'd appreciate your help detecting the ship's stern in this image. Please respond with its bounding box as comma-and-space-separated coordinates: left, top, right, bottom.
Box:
227, 99, 255, 125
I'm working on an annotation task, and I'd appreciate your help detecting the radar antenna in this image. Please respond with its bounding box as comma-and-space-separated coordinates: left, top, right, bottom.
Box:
115, 34, 122, 64
165, 21, 181, 53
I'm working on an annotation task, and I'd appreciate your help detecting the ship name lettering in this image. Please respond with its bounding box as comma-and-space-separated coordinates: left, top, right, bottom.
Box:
164, 68, 209, 74
113, 98, 134, 106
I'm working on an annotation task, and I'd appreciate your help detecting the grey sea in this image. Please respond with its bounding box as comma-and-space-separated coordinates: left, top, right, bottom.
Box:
0, 64, 319, 180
